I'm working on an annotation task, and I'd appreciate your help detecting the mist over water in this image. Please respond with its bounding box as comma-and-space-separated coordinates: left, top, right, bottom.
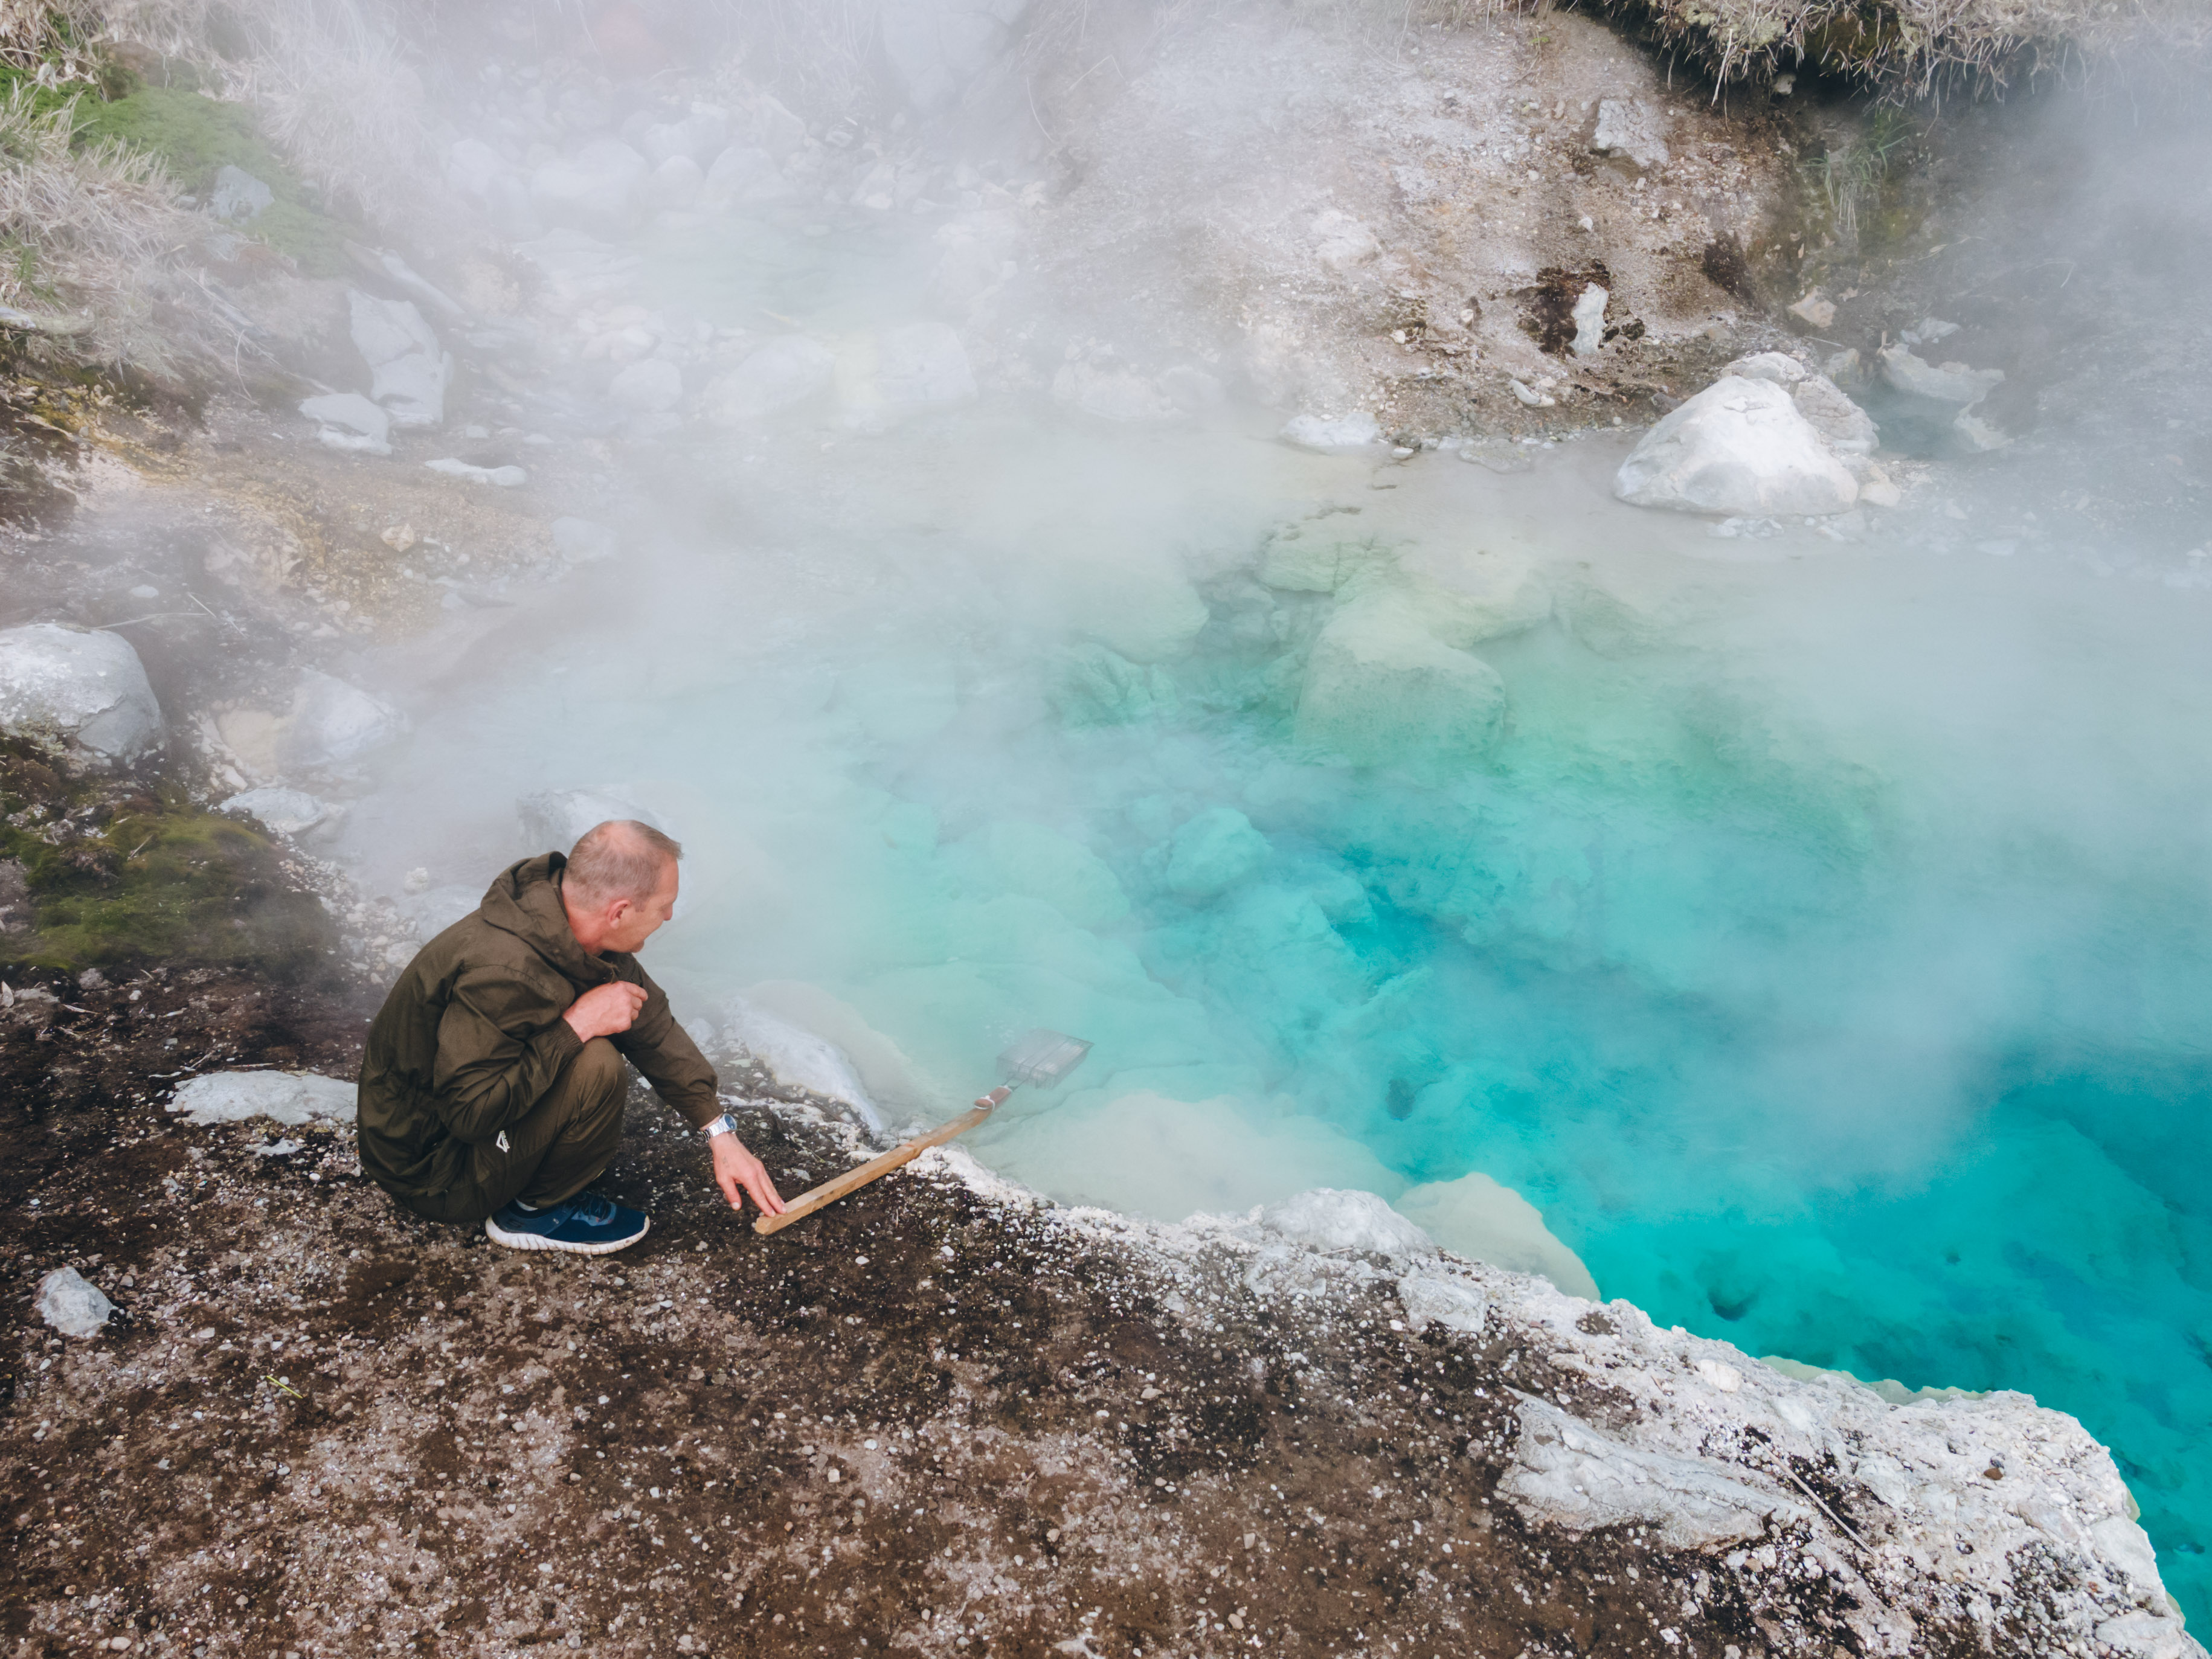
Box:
332, 90, 2212, 1617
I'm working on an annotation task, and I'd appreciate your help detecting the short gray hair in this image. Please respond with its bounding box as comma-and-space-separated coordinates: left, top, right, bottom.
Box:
565, 820, 682, 902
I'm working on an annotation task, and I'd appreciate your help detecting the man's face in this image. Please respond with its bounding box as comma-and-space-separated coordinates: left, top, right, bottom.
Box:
606, 860, 680, 955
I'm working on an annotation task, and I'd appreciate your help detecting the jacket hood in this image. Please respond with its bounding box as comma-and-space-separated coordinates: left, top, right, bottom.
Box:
478, 853, 610, 984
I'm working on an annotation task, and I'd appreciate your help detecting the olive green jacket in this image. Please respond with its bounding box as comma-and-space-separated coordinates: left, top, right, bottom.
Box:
356, 852, 718, 1201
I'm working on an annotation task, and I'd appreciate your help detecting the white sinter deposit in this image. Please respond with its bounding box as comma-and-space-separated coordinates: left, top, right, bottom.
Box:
921, 1152, 2203, 1659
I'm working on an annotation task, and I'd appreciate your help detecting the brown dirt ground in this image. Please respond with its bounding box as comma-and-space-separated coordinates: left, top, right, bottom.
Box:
4, 964, 1996, 1659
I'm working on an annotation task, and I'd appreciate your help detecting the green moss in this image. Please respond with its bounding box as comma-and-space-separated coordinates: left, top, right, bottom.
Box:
0, 743, 336, 977
69, 83, 350, 277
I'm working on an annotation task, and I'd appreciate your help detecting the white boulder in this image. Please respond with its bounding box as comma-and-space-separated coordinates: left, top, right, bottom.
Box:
1725, 351, 1879, 459
423, 458, 527, 487
298, 391, 391, 456
36, 1266, 114, 1337
277, 670, 407, 771
0, 623, 162, 768
1613, 376, 1860, 516
704, 337, 837, 423
168, 1070, 357, 1126
347, 289, 451, 429
518, 787, 667, 852
219, 786, 329, 836
1878, 345, 2004, 405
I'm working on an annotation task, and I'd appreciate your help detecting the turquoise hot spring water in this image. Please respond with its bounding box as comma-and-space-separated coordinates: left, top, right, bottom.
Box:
353, 416, 2212, 1625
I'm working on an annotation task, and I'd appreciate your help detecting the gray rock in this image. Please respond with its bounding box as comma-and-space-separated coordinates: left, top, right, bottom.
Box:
36, 1266, 114, 1338
1877, 345, 2004, 405
298, 392, 391, 457
1569, 283, 1609, 356
1592, 100, 1670, 170
609, 358, 683, 413
347, 289, 451, 429
551, 516, 619, 563
167, 1070, 357, 1126
1613, 376, 1860, 517
882, 0, 1031, 114
700, 146, 794, 209
703, 336, 837, 423
1280, 412, 1382, 452
1724, 351, 1879, 459
401, 882, 481, 938
1500, 1393, 1809, 1549
277, 670, 407, 771
0, 623, 164, 768
530, 138, 651, 235
423, 458, 528, 487
219, 786, 327, 835
518, 786, 667, 852
210, 164, 274, 223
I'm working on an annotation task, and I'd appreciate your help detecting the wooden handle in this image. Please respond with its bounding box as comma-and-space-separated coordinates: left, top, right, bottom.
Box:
753, 1101, 997, 1235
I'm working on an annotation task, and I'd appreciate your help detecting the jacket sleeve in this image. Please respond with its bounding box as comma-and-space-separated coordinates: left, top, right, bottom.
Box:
431, 965, 586, 1144
609, 962, 720, 1129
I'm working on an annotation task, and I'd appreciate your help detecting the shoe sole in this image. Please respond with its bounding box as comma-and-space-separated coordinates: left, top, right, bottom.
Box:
483, 1213, 651, 1255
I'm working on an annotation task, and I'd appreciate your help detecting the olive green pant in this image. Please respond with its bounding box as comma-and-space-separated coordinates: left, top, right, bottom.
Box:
398, 1039, 628, 1227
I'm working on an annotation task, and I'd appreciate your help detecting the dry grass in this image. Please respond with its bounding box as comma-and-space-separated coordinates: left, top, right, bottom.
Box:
0, 81, 200, 376
1579, 0, 2212, 92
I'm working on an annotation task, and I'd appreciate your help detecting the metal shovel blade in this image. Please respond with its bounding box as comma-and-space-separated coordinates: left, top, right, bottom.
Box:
997, 1029, 1092, 1089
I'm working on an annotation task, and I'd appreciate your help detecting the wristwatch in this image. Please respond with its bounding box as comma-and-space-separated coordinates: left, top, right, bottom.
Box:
702, 1112, 740, 1140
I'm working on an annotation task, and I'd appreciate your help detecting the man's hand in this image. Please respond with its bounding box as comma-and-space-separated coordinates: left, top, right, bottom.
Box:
712, 1134, 788, 1216
564, 981, 648, 1043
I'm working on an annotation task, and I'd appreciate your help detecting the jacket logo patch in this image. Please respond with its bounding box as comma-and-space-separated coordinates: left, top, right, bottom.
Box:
496, 1131, 511, 1154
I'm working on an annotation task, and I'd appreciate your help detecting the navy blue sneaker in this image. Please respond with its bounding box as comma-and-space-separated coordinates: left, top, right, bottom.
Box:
484, 1192, 649, 1255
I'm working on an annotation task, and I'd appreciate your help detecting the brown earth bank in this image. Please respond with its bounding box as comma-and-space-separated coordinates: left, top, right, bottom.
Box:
2, 966, 2059, 1659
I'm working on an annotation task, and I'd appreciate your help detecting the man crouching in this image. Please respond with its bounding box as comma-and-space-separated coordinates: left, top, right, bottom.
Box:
356, 819, 786, 1253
